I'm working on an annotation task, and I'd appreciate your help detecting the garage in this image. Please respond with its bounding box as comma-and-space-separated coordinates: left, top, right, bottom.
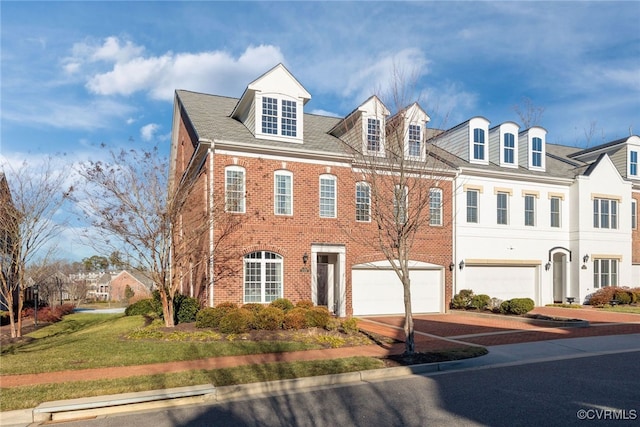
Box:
352, 260, 443, 316
463, 265, 538, 303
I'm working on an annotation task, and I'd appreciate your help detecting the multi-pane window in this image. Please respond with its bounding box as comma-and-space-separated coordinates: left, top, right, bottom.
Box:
633, 200, 637, 230
550, 197, 561, 228
429, 188, 443, 226
274, 171, 293, 215
367, 118, 381, 152
319, 175, 336, 218
244, 251, 283, 303
262, 97, 278, 135
593, 198, 618, 229
355, 182, 370, 222
532, 137, 543, 167
524, 194, 535, 226
497, 192, 508, 225
394, 185, 408, 225
504, 133, 515, 164
473, 128, 485, 160
467, 189, 479, 223
408, 124, 421, 157
281, 100, 297, 137
225, 166, 245, 213
593, 259, 618, 289
631, 151, 638, 176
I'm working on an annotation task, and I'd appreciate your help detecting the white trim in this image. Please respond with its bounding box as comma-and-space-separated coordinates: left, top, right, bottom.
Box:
274, 169, 293, 216
319, 174, 337, 218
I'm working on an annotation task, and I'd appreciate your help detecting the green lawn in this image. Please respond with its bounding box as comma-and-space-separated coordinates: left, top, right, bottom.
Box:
600, 305, 640, 314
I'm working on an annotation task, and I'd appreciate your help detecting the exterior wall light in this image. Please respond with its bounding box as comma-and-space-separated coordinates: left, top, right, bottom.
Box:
302, 253, 309, 265
545, 262, 551, 271
449, 262, 455, 271
459, 260, 465, 270
583, 254, 589, 263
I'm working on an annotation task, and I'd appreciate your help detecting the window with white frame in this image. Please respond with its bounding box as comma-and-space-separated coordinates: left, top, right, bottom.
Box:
429, 188, 442, 226
550, 196, 561, 228
274, 171, 293, 215
319, 175, 336, 218
631, 151, 638, 177
281, 100, 297, 137
408, 124, 421, 157
367, 118, 381, 152
355, 182, 370, 222
473, 128, 485, 161
504, 133, 515, 164
532, 137, 543, 167
225, 166, 245, 213
593, 258, 618, 289
262, 97, 278, 135
593, 198, 618, 229
244, 251, 283, 303
467, 189, 479, 223
632, 199, 637, 230
524, 194, 536, 226
260, 96, 299, 139
497, 192, 509, 225
394, 185, 408, 225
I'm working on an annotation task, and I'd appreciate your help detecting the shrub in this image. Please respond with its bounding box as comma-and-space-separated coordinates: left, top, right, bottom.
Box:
588, 287, 618, 306
305, 306, 331, 328
270, 298, 294, 312
469, 294, 491, 311
500, 298, 535, 315
451, 289, 474, 309
242, 303, 265, 316
283, 307, 308, 330
195, 302, 237, 329
296, 300, 314, 309
614, 290, 632, 305
254, 306, 284, 330
0, 311, 9, 326
341, 317, 359, 334
325, 317, 341, 332
489, 297, 503, 313
125, 299, 155, 316
175, 295, 200, 324
219, 308, 253, 334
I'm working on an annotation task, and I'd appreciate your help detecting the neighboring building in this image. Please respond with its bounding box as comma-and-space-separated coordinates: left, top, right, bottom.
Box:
169, 63, 639, 313
109, 270, 154, 303
0, 172, 19, 314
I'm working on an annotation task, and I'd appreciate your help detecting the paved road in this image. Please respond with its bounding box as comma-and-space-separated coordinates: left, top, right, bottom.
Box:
47, 349, 640, 427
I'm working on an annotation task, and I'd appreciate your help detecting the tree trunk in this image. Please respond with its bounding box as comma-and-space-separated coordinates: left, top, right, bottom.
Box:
402, 276, 414, 355
160, 289, 175, 327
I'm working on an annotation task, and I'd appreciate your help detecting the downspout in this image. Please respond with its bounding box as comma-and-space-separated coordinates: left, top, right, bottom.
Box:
208, 144, 215, 308
451, 170, 460, 311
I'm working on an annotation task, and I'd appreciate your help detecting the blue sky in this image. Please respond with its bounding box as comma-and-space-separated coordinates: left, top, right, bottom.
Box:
1, 1, 639, 261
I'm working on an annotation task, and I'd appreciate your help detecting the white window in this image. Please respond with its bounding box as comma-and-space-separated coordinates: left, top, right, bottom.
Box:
550, 197, 561, 228
524, 194, 536, 226
408, 124, 421, 157
319, 175, 336, 218
593, 198, 618, 229
467, 189, 478, 223
355, 182, 370, 222
633, 199, 637, 230
274, 171, 293, 216
497, 192, 508, 225
281, 100, 297, 137
244, 251, 283, 303
259, 96, 300, 140
225, 166, 245, 213
367, 118, 381, 152
503, 133, 515, 164
631, 151, 638, 177
429, 188, 442, 226
532, 137, 543, 167
394, 185, 408, 225
262, 97, 278, 135
593, 259, 618, 289
473, 128, 485, 161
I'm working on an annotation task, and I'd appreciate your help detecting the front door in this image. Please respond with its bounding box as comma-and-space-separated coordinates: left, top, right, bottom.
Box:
553, 253, 566, 303
317, 262, 328, 306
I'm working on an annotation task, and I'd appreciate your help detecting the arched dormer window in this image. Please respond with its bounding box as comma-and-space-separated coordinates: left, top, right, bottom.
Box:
473, 128, 485, 161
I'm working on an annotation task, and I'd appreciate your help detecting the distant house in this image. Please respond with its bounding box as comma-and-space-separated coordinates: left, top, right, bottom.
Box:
109, 270, 154, 303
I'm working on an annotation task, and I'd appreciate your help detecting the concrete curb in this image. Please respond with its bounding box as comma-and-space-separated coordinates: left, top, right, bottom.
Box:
453, 310, 590, 328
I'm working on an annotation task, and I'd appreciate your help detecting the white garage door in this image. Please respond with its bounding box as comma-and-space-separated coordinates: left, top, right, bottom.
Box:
464, 266, 537, 302
352, 261, 443, 315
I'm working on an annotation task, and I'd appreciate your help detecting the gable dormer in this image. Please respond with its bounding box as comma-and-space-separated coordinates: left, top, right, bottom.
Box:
518, 126, 546, 171
426, 116, 489, 164
386, 102, 431, 160
489, 122, 519, 168
231, 63, 311, 144
329, 96, 390, 156
625, 136, 640, 179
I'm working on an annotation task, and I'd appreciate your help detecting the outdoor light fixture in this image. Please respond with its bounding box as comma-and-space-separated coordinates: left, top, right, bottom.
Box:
302, 253, 309, 265
459, 260, 465, 270
583, 254, 589, 263
449, 262, 455, 271
545, 262, 551, 271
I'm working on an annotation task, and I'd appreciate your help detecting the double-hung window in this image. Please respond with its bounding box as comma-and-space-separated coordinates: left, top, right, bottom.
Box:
467, 190, 479, 223
367, 118, 381, 152
550, 197, 561, 228
631, 151, 638, 177
244, 251, 283, 303
593, 198, 618, 229
274, 171, 293, 215
473, 128, 485, 161
355, 182, 370, 222
319, 175, 336, 218
524, 194, 536, 226
281, 100, 297, 137
532, 137, 543, 167
504, 133, 515, 164
262, 97, 278, 135
408, 124, 421, 157
497, 192, 509, 225
225, 166, 245, 213
593, 259, 618, 289
429, 188, 442, 226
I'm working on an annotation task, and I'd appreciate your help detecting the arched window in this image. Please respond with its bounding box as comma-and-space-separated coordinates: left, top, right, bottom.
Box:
244, 251, 283, 303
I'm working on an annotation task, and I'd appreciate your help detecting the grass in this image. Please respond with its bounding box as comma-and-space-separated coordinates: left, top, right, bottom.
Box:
599, 305, 640, 314
0, 357, 385, 411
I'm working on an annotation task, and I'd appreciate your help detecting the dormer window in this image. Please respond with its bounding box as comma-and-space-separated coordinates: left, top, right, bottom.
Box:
260, 96, 298, 138
532, 137, 543, 167
408, 124, 421, 157
504, 133, 515, 164
281, 100, 297, 137
262, 97, 278, 135
630, 151, 638, 177
367, 118, 381, 152
473, 128, 485, 161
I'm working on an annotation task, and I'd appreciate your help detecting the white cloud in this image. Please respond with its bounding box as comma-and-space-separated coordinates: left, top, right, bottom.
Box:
140, 123, 160, 141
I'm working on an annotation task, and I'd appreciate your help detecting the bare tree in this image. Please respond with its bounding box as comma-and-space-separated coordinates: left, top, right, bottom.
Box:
76, 145, 210, 327
0, 158, 72, 337
334, 69, 453, 355
513, 96, 545, 129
